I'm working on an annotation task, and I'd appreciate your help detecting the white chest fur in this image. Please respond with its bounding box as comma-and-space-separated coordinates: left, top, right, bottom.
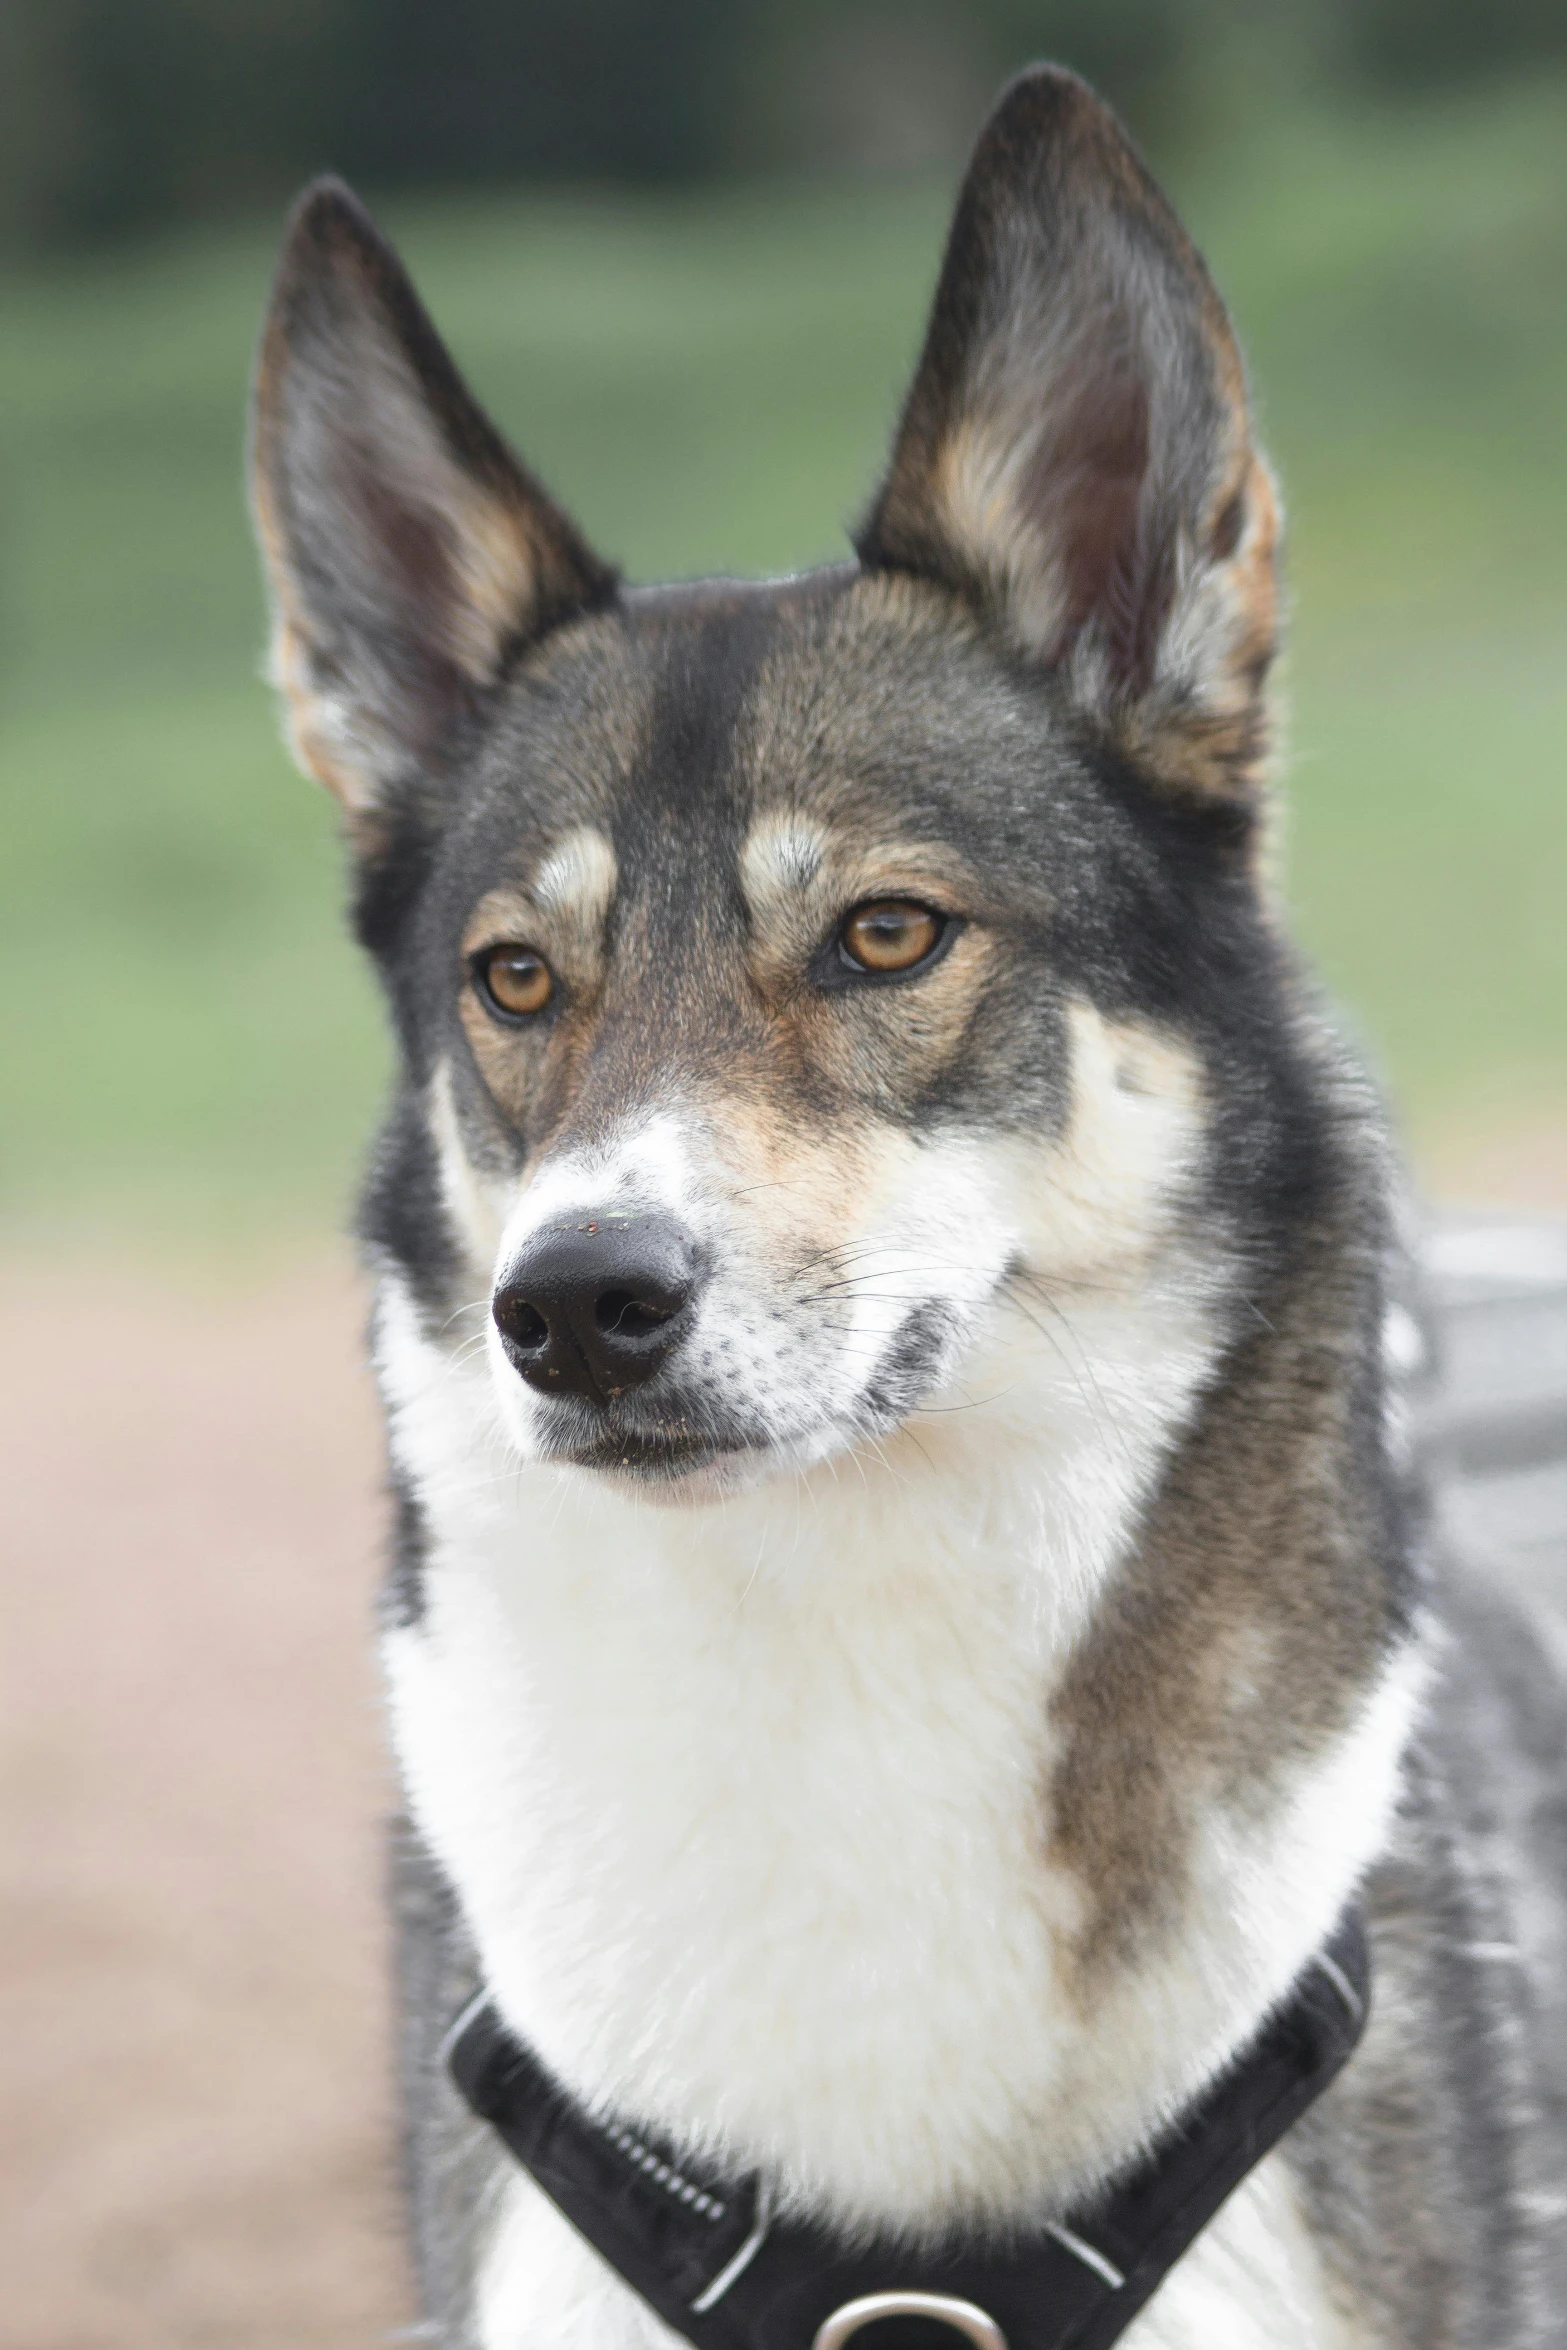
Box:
377, 1265, 1412, 2347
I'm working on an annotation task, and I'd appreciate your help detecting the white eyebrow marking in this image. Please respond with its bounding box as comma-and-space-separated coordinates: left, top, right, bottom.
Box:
739, 812, 827, 913
533, 825, 618, 930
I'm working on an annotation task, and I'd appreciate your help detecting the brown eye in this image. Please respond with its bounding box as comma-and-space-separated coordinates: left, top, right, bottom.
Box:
476, 945, 555, 1019
839, 899, 943, 976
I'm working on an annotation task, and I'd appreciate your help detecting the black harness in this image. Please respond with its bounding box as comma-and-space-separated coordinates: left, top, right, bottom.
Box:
448, 1910, 1368, 2350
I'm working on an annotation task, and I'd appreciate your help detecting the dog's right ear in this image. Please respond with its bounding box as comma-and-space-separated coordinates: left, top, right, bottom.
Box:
250, 180, 616, 831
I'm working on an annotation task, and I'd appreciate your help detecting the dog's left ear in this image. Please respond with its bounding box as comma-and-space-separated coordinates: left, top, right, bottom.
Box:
857, 67, 1278, 801
251, 178, 617, 832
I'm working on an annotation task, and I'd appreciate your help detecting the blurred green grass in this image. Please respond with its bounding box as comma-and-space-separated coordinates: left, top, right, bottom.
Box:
1, 79, 1563, 1238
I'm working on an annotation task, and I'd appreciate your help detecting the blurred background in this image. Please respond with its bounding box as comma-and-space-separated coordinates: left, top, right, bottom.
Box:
2, 5, 1563, 2346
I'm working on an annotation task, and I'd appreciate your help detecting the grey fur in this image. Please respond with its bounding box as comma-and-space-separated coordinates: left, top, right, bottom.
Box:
392, 1819, 503, 2347
1285, 1558, 1567, 2345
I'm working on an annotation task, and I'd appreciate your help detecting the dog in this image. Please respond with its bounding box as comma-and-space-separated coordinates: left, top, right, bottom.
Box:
249, 65, 1567, 2350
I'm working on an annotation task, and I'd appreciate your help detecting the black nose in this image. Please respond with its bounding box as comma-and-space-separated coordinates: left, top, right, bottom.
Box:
493, 1213, 701, 1403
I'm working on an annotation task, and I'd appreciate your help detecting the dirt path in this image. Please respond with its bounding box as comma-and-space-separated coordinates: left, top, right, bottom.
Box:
0, 1250, 412, 2349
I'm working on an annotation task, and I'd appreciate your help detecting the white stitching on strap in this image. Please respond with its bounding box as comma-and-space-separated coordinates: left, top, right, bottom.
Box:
1044, 2222, 1125, 2291
1315, 1952, 1363, 2023
437, 1989, 491, 2069
691, 2179, 774, 2312
605, 2123, 726, 2220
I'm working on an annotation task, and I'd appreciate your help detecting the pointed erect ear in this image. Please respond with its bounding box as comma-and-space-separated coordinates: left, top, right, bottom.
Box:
250, 179, 617, 826
857, 68, 1279, 801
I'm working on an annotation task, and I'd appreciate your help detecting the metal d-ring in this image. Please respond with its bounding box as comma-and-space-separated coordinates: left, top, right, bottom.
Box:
811, 2291, 1009, 2350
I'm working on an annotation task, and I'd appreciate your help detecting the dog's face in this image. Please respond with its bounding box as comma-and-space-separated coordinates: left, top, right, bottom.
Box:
252, 69, 1290, 1497
390, 574, 1238, 1493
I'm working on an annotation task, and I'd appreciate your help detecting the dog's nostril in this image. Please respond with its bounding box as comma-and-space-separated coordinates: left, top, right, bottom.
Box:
496, 1296, 550, 1352
595, 1287, 678, 1341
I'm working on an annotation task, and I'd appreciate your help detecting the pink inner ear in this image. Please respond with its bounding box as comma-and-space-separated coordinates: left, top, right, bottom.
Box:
1021, 340, 1165, 691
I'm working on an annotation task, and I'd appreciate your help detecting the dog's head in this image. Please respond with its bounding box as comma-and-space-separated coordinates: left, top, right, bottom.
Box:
252, 68, 1297, 1498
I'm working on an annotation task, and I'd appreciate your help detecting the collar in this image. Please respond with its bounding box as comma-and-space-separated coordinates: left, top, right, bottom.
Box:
448, 1909, 1368, 2350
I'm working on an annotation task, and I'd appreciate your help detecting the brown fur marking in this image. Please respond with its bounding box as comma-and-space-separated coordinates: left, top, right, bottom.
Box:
1049, 1188, 1399, 1992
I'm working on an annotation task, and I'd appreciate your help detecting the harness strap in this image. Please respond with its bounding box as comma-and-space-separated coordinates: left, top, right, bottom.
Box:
449, 1910, 1368, 2350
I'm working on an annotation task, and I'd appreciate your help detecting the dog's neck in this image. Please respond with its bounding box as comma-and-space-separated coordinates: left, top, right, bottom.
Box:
377, 1225, 1422, 2235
